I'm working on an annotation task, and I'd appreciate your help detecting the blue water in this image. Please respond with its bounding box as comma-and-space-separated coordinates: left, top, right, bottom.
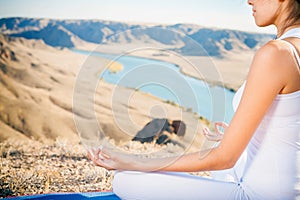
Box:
74, 50, 235, 123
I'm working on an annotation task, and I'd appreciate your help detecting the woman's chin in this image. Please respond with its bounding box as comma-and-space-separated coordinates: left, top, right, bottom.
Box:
254, 20, 272, 28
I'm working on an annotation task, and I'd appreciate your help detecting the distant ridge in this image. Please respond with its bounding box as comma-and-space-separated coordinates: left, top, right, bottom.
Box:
0, 17, 274, 57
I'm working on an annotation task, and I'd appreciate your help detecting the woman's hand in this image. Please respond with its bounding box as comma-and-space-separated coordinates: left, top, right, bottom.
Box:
203, 122, 228, 142
87, 147, 136, 171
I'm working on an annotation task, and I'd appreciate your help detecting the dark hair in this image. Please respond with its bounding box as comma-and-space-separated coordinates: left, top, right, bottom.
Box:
278, 0, 300, 35
284, 0, 300, 27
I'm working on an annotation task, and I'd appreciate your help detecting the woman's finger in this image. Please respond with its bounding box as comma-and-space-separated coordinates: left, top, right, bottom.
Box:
99, 151, 111, 160
203, 128, 212, 137
93, 157, 109, 168
203, 127, 210, 135
88, 147, 101, 160
214, 122, 228, 135
87, 151, 94, 160
101, 147, 116, 159
88, 152, 101, 165
215, 122, 228, 130
94, 155, 115, 170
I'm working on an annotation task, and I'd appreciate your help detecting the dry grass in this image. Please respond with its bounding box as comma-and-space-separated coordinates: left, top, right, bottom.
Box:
0, 139, 113, 198
0, 138, 210, 198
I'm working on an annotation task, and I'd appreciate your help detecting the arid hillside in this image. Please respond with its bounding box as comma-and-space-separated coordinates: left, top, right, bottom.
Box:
0, 34, 85, 142
0, 34, 208, 152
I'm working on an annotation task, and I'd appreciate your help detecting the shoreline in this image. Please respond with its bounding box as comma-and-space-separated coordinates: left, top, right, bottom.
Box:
73, 48, 236, 124
74, 48, 239, 92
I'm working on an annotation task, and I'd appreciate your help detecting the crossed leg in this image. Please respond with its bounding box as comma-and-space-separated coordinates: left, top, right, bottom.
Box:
113, 171, 244, 200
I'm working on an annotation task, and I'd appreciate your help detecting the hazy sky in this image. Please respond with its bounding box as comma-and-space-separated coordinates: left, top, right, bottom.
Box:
0, 0, 276, 34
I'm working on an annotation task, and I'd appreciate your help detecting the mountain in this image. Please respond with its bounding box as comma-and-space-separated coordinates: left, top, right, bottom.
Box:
0, 17, 274, 57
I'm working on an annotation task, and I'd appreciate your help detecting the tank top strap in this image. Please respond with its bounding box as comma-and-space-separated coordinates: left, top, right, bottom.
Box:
277, 28, 300, 39
277, 28, 300, 67
279, 40, 300, 67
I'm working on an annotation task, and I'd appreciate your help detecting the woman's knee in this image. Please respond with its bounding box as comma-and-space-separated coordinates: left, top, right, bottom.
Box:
112, 171, 140, 199
112, 171, 124, 197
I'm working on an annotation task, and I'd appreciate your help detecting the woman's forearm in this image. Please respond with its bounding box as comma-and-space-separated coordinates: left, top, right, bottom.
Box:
131, 147, 233, 172
89, 141, 236, 172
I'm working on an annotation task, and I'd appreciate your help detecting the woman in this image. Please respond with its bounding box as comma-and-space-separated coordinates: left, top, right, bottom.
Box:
89, 0, 300, 199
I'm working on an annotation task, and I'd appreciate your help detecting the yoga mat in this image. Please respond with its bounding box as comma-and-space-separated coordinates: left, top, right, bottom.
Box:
4, 192, 120, 200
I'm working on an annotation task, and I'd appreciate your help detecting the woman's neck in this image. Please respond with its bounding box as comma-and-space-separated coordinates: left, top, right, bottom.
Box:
276, 24, 300, 39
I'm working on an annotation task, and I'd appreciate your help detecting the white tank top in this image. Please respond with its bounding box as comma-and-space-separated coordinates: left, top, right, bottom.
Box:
232, 28, 300, 199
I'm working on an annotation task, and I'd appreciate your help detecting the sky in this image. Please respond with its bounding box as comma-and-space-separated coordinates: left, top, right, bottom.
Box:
0, 0, 276, 34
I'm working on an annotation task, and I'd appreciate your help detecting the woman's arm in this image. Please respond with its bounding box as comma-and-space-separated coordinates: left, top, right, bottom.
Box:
90, 40, 290, 172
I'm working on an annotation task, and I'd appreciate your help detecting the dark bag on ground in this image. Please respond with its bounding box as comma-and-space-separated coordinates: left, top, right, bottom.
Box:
132, 118, 186, 145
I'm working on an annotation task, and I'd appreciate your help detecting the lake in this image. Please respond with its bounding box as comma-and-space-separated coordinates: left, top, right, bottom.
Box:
74, 50, 235, 123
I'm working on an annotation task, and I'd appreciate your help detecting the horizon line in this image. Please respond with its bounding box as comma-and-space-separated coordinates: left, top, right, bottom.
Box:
0, 16, 276, 35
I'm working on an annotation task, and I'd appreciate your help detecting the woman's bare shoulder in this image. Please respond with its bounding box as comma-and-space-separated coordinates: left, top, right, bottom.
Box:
256, 39, 296, 60
257, 39, 292, 55
251, 39, 296, 72
247, 39, 299, 94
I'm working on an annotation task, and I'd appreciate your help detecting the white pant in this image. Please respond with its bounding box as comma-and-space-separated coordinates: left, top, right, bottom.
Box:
112, 171, 247, 200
